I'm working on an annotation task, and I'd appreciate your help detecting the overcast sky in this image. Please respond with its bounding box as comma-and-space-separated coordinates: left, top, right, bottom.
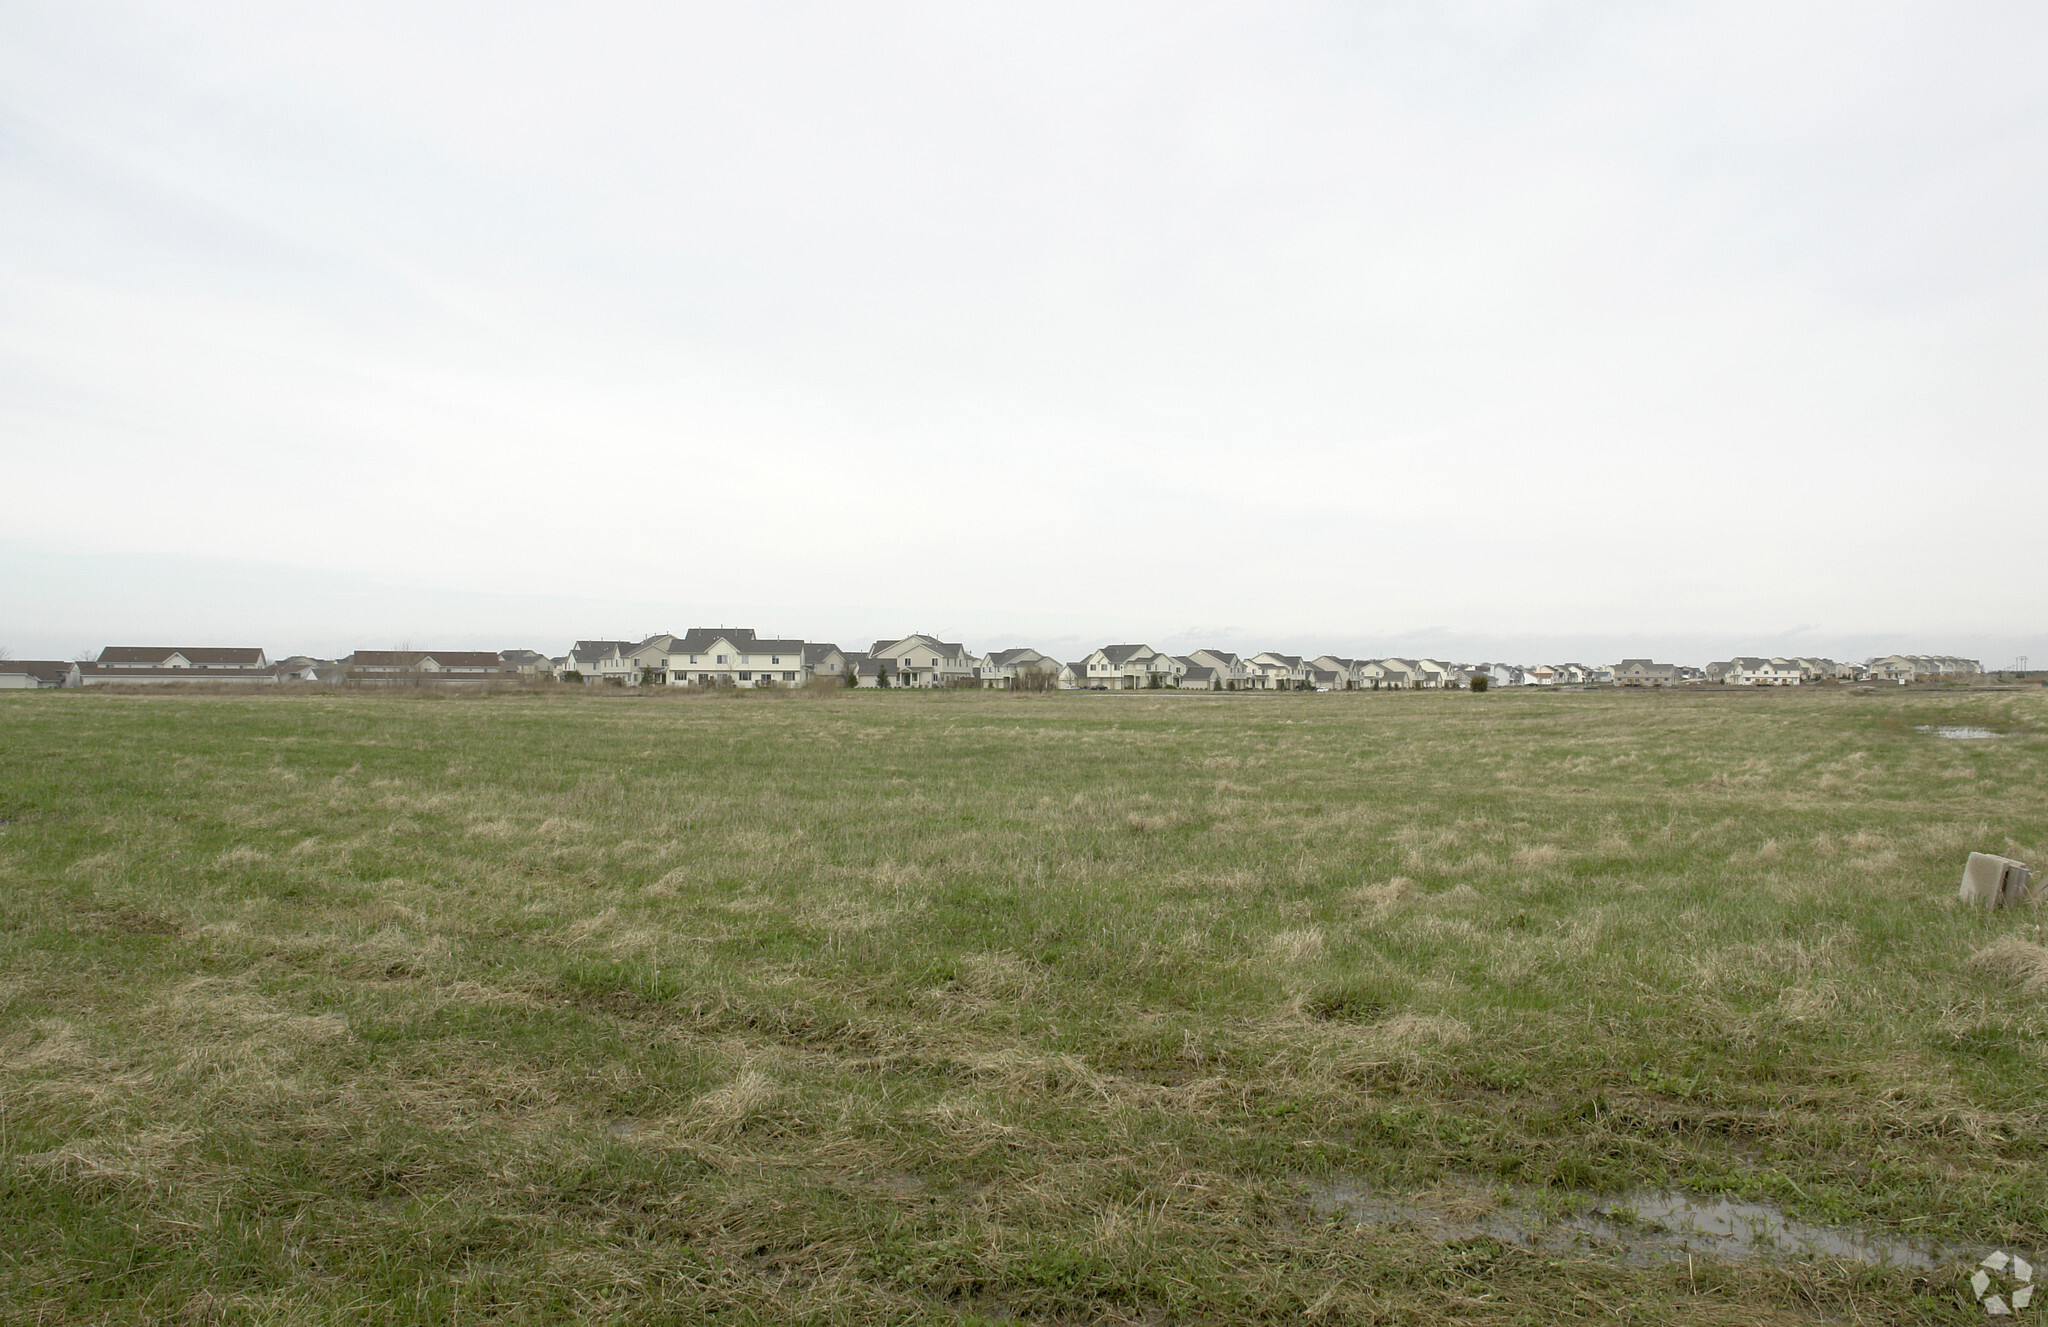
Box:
2, 3, 2043, 665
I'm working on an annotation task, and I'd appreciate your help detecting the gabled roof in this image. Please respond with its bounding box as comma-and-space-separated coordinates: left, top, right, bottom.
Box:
988, 647, 1051, 667
803, 643, 844, 663
350, 650, 503, 668
0, 660, 72, 684
98, 646, 266, 666
568, 640, 635, 660
665, 628, 805, 654
871, 635, 967, 659
1190, 649, 1242, 666
1092, 644, 1158, 665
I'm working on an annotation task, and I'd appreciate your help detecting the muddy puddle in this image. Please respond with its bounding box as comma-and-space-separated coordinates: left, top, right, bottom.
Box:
1916, 725, 2002, 740
1313, 1179, 1979, 1270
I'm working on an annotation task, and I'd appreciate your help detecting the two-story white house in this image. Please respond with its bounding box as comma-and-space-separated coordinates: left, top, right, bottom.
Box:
1718, 657, 1802, 686
564, 640, 639, 684
1077, 644, 1177, 689
1244, 652, 1310, 690
977, 647, 1061, 689
864, 636, 975, 688
656, 629, 808, 687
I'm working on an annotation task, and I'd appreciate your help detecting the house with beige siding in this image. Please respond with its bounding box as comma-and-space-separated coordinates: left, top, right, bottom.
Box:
1716, 657, 1802, 686
1613, 659, 1680, 686
864, 636, 975, 688
1371, 660, 1420, 689
655, 629, 807, 687
978, 647, 1060, 689
804, 643, 850, 684
1310, 655, 1370, 689
1245, 652, 1309, 690
1867, 654, 1980, 682
1077, 644, 1176, 689
564, 640, 638, 683
1184, 650, 1248, 689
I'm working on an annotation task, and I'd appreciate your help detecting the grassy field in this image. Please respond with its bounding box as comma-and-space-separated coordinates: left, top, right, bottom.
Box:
2, 684, 2046, 1324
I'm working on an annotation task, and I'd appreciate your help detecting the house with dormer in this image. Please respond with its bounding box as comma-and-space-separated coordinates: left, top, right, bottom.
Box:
1077, 644, 1177, 689
865, 635, 975, 688
649, 629, 808, 687
95, 646, 270, 671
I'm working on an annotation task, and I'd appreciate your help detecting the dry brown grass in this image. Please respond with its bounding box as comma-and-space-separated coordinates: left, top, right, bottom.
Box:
1, 683, 2044, 1323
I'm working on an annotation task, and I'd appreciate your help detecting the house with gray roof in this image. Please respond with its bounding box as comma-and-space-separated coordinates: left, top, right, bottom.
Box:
341, 651, 511, 685
977, 647, 1060, 689
1613, 659, 1680, 686
1246, 652, 1309, 690
649, 629, 808, 687
0, 660, 75, 689
563, 640, 638, 683
1184, 650, 1247, 689
1078, 644, 1176, 689
864, 635, 974, 688
804, 643, 850, 684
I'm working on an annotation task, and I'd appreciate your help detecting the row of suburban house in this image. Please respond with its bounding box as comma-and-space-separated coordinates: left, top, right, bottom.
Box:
0, 640, 1987, 691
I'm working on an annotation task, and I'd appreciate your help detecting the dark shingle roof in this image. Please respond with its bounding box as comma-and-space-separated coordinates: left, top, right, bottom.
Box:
871, 635, 965, 659
98, 646, 265, 666
350, 650, 504, 668
0, 660, 72, 684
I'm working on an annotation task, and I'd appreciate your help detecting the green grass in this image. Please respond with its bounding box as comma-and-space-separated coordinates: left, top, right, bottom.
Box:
1, 684, 2044, 1323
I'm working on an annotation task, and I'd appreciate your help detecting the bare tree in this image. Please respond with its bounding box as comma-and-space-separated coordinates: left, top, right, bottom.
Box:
1012, 664, 1058, 693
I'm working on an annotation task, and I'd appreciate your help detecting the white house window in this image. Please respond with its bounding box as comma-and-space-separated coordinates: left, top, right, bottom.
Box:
717, 655, 727, 664
783, 671, 795, 681
739, 671, 752, 681
771, 656, 780, 665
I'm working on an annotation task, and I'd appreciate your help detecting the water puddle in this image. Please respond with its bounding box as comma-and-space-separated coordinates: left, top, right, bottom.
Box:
1917, 725, 2002, 740
1313, 1179, 1974, 1270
